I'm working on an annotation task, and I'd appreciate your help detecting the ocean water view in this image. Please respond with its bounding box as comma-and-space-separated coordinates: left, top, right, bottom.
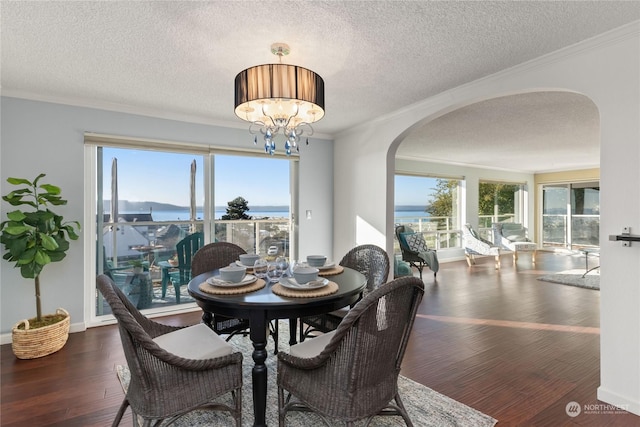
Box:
118, 207, 429, 222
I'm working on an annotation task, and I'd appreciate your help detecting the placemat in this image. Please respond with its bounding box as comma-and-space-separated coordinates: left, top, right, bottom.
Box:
199, 278, 266, 295
271, 281, 338, 298
318, 265, 344, 276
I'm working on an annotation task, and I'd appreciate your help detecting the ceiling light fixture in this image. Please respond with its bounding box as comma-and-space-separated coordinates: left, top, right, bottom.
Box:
234, 43, 325, 156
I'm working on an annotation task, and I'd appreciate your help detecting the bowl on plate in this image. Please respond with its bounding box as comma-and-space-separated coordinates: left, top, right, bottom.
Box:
219, 265, 247, 283
239, 253, 260, 267
306, 255, 327, 267
293, 266, 320, 284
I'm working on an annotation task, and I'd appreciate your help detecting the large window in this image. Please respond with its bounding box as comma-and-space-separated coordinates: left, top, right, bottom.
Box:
478, 181, 525, 239
89, 140, 295, 321
542, 181, 599, 249
394, 174, 462, 251
213, 154, 292, 257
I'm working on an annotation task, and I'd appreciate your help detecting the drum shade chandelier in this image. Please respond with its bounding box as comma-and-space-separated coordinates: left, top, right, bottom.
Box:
234, 43, 325, 155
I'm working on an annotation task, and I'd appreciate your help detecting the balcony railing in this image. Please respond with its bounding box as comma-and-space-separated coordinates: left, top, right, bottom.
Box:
394, 215, 461, 251
102, 218, 291, 268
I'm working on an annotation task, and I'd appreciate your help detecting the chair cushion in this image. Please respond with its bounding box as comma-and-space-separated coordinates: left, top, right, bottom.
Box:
153, 323, 233, 360
397, 231, 409, 248
402, 232, 429, 252
289, 331, 336, 358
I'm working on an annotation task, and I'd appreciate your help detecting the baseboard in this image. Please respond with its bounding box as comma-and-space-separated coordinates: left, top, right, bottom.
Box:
0, 321, 86, 346
597, 386, 640, 416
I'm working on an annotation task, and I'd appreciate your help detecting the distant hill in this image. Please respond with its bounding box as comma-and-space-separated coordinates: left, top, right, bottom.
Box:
103, 200, 289, 212
103, 200, 184, 212
394, 205, 429, 212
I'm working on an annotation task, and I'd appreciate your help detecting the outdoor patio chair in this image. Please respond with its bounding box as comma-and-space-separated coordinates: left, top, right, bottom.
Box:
96, 274, 243, 427
191, 242, 280, 354
462, 223, 503, 269
166, 231, 204, 303
300, 244, 390, 340
277, 276, 425, 427
395, 225, 438, 279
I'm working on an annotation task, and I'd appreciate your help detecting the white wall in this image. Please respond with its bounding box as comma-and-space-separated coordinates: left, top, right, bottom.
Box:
334, 22, 640, 415
0, 98, 334, 336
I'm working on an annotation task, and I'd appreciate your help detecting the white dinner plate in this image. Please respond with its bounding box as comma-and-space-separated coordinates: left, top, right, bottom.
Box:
279, 277, 329, 290
300, 261, 335, 270
206, 274, 257, 288
316, 262, 335, 270
235, 260, 255, 268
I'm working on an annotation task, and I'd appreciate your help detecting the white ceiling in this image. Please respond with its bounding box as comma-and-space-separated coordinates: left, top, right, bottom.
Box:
2, 1, 640, 173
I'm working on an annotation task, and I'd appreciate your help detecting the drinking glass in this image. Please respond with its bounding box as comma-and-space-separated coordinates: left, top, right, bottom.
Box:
275, 256, 289, 276
266, 261, 284, 283
253, 258, 268, 280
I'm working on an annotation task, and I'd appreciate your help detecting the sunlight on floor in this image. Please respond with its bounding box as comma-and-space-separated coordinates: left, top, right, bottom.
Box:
417, 314, 600, 334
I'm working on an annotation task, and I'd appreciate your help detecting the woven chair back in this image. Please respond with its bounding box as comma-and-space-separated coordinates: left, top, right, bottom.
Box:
191, 242, 247, 276
278, 276, 424, 421
339, 244, 390, 292
97, 274, 243, 424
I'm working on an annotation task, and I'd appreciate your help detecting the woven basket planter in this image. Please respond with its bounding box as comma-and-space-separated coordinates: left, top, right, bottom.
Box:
12, 308, 70, 359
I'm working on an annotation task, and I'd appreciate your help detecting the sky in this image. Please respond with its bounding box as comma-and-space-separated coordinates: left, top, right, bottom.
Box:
103, 147, 435, 208
394, 175, 438, 206
103, 147, 290, 207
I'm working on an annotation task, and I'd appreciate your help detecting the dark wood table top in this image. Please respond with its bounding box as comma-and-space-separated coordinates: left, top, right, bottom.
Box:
187, 267, 367, 320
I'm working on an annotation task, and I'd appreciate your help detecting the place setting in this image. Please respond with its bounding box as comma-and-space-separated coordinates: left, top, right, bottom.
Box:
234, 253, 261, 271
198, 264, 265, 295
271, 255, 339, 298
306, 254, 344, 276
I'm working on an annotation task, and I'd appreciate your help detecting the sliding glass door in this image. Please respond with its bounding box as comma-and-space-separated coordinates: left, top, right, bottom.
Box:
89, 143, 296, 321
213, 154, 293, 258
542, 182, 599, 250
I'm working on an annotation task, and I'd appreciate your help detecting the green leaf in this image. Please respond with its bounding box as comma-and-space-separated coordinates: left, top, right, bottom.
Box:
6, 210, 27, 221
34, 250, 51, 265
39, 233, 59, 251
3, 225, 31, 235
17, 248, 36, 264
48, 251, 66, 262
20, 263, 38, 279
39, 184, 61, 195
7, 177, 33, 186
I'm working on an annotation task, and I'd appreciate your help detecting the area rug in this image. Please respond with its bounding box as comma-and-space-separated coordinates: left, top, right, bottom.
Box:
116, 322, 497, 427
537, 269, 599, 290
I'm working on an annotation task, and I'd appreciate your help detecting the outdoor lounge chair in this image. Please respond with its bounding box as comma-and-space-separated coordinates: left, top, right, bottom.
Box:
96, 274, 243, 427
166, 231, 204, 303
395, 225, 438, 279
462, 223, 503, 269
277, 276, 425, 427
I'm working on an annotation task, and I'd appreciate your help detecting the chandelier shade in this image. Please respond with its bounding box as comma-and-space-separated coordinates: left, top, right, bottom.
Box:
234, 54, 325, 155
234, 64, 325, 126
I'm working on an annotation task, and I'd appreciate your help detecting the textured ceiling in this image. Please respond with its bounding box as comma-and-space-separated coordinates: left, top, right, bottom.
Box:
2, 1, 640, 172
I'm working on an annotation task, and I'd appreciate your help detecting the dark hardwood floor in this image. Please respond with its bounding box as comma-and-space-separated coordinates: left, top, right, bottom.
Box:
2, 251, 638, 426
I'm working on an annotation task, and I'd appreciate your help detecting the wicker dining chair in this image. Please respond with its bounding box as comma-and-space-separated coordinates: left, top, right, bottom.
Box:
96, 274, 243, 427
277, 276, 425, 427
300, 244, 390, 340
191, 242, 280, 353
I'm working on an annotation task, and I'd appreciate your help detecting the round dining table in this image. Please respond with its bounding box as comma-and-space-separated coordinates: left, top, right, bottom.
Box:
188, 267, 367, 427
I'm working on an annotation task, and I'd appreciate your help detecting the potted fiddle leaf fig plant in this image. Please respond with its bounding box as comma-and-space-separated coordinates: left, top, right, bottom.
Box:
0, 174, 81, 359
